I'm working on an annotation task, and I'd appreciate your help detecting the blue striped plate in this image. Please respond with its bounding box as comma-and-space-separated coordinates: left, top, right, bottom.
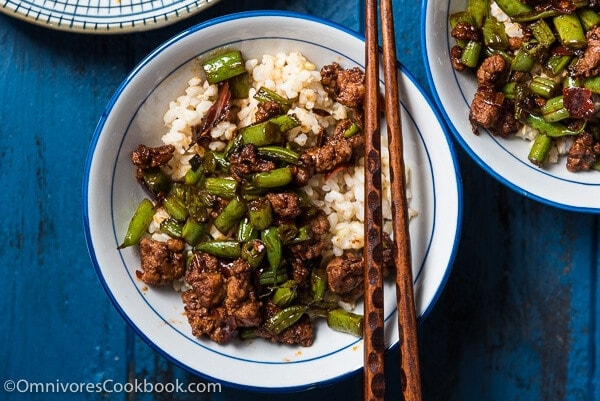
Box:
0, 0, 221, 33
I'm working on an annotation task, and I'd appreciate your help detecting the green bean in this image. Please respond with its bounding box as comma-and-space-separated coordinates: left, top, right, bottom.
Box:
229, 72, 250, 99
501, 81, 517, 100
524, 113, 585, 137
224, 132, 244, 159
211, 152, 230, 171
184, 188, 209, 222
204, 177, 238, 199
237, 217, 259, 242
247, 197, 274, 230
118, 198, 154, 249
181, 217, 207, 246
529, 76, 559, 99
214, 196, 247, 234
460, 40, 483, 68
277, 223, 298, 244
578, 8, 600, 31
326, 309, 364, 338
290, 225, 313, 243
202, 50, 246, 85
546, 54, 573, 76
251, 166, 293, 188
483, 16, 509, 50
257, 146, 300, 164
163, 193, 189, 222
254, 86, 293, 112
195, 240, 242, 259
241, 239, 266, 268
160, 218, 183, 238
466, 0, 488, 28
584, 75, 600, 94
268, 113, 301, 133
494, 0, 532, 18
240, 121, 283, 147
592, 158, 600, 172
562, 75, 582, 90
511, 42, 542, 72
553, 14, 587, 50
200, 151, 217, 175
342, 122, 362, 138
529, 19, 556, 48
263, 305, 307, 335
142, 167, 171, 194
528, 133, 553, 167
239, 328, 258, 341
261, 226, 282, 271
240, 181, 268, 198
311, 267, 327, 302
184, 165, 204, 186
272, 280, 298, 307
259, 267, 288, 286
541, 96, 569, 122
511, 9, 560, 23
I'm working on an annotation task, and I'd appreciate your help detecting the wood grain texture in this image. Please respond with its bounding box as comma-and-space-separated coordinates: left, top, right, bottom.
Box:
0, 0, 599, 400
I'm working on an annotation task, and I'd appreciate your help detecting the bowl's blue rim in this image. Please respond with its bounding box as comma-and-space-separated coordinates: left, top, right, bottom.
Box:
83, 9, 463, 393
420, 0, 600, 214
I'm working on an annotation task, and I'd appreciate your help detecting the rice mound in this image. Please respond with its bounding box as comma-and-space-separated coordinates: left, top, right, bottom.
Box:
158, 51, 417, 261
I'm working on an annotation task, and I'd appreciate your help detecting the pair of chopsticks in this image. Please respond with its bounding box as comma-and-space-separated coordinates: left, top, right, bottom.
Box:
363, 0, 422, 401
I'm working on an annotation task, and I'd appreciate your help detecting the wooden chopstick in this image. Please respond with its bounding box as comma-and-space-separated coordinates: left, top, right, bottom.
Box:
363, 0, 386, 400
379, 0, 423, 400
363, 1, 422, 401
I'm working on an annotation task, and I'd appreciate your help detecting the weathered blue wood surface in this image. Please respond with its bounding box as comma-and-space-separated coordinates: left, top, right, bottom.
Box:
0, 0, 598, 400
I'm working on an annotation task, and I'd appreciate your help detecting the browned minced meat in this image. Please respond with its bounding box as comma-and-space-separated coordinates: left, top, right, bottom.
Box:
476, 54, 509, 89
254, 302, 314, 347
254, 100, 283, 123
136, 237, 185, 286
326, 251, 364, 302
229, 143, 276, 182
326, 233, 396, 302
574, 26, 600, 78
566, 132, 600, 172
182, 290, 237, 344
468, 54, 521, 138
223, 258, 262, 328
185, 252, 224, 308
265, 192, 302, 219
320, 62, 365, 108
450, 20, 480, 42
182, 253, 262, 343
469, 88, 521, 137
131, 144, 175, 169
300, 119, 364, 175
450, 45, 467, 72
287, 211, 331, 262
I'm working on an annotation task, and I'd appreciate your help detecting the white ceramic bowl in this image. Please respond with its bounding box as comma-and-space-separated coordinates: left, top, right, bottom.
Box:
84, 11, 462, 392
423, 0, 600, 213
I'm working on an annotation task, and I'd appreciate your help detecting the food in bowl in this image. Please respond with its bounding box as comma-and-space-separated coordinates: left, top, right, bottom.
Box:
449, 0, 600, 172
119, 49, 416, 346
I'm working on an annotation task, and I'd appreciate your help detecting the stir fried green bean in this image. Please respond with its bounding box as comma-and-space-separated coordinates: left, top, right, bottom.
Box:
202, 50, 246, 84
264, 305, 307, 335
326, 309, 364, 338
118, 198, 154, 249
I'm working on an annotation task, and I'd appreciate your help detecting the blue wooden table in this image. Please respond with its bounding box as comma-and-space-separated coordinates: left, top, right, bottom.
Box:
1, 0, 598, 400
